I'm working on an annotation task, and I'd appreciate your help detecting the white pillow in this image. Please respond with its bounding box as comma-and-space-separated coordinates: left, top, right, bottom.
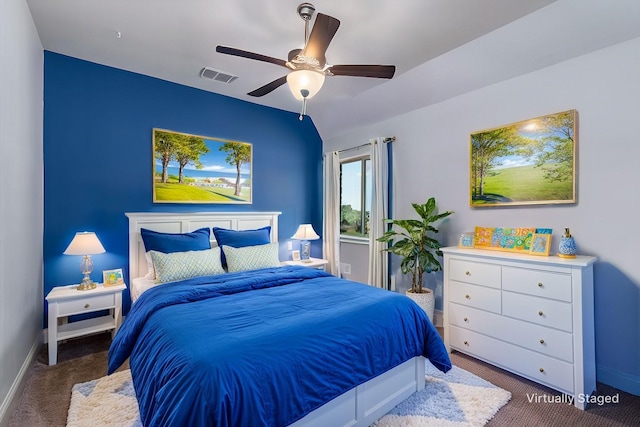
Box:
222, 243, 281, 273
150, 248, 225, 284
144, 251, 155, 280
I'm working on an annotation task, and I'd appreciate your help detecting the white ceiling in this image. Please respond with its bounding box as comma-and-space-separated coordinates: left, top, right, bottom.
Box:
25, 0, 640, 139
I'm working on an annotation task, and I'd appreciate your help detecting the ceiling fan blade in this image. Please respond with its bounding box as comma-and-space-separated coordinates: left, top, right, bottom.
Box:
247, 76, 288, 97
216, 46, 288, 68
288, 49, 302, 62
327, 64, 396, 79
302, 13, 340, 67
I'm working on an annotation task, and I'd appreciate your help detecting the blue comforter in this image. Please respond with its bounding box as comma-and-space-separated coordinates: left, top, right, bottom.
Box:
108, 266, 451, 427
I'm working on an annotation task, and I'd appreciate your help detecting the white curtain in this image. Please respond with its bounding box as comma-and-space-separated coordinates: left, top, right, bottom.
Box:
323, 151, 341, 276
367, 137, 389, 289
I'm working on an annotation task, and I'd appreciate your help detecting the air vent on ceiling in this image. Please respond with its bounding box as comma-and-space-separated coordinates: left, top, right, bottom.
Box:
200, 67, 237, 83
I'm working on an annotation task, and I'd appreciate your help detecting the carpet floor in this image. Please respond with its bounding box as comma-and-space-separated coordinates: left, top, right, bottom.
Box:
66, 360, 511, 427
7, 332, 640, 426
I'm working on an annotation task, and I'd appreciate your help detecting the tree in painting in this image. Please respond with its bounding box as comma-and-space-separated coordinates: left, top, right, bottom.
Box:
154, 130, 209, 183
219, 142, 251, 197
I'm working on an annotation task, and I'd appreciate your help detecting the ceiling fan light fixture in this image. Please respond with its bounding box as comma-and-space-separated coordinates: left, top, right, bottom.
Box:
286, 69, 325, 101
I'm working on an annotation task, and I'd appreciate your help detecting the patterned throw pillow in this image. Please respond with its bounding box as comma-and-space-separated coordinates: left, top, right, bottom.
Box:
150, 248, 225, 284
222, 243, 281, 273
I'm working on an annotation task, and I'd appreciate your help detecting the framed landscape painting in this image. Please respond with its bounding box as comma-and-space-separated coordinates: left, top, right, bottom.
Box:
153, 128, 252, 204
470, 110, 576, 207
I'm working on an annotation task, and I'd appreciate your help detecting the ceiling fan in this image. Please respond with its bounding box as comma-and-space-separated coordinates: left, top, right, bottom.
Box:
216, 2, 396, 118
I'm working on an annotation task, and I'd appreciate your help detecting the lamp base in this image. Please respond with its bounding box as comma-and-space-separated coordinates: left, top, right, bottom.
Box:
76, 275, 96, 291
300, 240, 311, 260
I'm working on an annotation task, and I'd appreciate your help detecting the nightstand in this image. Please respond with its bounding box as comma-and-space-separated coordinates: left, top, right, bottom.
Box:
45, 283, 126, 365
281, 257, 329, 270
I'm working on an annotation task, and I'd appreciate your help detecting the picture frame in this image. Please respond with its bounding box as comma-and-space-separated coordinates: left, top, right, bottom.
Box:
529, 233, 552, 256
458, 232, 475, 248
153, 128, 252, 204
291, 250, 301, 261
103, 268, 124, 286
470, 110, 576, 207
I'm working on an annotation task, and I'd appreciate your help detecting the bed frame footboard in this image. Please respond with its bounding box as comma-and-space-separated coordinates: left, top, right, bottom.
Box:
290, 356, 426, 427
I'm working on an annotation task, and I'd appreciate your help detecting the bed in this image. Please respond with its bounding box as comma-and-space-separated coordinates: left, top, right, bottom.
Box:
108, 212, 451, 427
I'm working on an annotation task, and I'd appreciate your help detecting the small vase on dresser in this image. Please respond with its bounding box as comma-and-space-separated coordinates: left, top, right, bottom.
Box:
558, 227, 577, 258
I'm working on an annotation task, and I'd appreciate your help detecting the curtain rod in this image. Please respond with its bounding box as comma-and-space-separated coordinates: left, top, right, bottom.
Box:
336, 136, 396, 154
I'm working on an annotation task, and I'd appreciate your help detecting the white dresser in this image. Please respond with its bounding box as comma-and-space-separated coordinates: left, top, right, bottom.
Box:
441, 247, 597, 409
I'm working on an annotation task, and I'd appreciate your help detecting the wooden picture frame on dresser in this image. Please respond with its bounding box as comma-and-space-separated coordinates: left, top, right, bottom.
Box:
441, 247, 597, 409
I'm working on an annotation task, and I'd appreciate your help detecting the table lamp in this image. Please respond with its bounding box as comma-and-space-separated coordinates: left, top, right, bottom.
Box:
63, 231, 106, 290
291, 224, 319, 262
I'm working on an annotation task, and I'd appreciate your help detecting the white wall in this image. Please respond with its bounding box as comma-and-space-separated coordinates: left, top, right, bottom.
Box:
324, 37, 640, 395
0, 0, 44, 424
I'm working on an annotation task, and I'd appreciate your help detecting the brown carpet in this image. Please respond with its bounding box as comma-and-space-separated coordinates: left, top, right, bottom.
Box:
7, 332, 639, 427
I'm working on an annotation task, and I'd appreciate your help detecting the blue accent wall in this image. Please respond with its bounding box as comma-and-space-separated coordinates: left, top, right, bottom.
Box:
43, 52, 323, 319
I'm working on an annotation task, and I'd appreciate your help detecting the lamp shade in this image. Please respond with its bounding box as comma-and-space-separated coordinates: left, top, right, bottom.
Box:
286, 70, 325, 101
63, 232, 106, 255
291, 224, 320, 241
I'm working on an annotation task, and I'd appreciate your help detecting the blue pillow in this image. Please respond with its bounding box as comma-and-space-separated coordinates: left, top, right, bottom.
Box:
141, 227, 211, 253
212, 226, 271, 266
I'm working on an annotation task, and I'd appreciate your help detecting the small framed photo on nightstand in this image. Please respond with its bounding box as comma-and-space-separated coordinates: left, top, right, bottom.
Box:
291, 250, 301, 261
103, 268, 124, 286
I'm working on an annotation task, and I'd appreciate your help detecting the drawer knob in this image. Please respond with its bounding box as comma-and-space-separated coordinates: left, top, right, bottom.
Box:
538, 310, 544, 316
463, 317, 468, 322
463, 340, 469, 346
465, 294, 470, 299
539, 339, 545, 344
539, 368, 545, 373
84, 303, 90, 309
465, 271, 471, 276
538, 282, 543, 288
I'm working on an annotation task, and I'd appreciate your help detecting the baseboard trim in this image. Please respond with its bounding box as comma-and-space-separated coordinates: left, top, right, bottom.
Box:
597, 365, 640, 397
0, 335, 42, 427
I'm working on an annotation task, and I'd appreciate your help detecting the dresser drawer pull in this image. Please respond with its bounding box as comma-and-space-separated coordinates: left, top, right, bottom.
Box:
84, 303, 90, 309
465, 294, 470, 299
538, 282, 543, 288
538, 310, 544, 316
463, 317, 468, 322
463, 341, 469, 346
465, 271, 471, 276
539, 339, 545, 344
539, 368, 545, 373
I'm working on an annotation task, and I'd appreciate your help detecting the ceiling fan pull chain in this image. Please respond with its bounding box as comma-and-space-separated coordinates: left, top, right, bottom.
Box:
299, 89, 310, 120
299, 98, 307, 121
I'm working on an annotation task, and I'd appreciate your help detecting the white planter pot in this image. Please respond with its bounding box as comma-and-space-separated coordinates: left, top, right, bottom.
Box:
406, 289, 435, 323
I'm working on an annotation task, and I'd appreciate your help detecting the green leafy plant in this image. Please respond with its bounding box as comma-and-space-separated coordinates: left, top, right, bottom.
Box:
377, 197, 453, 294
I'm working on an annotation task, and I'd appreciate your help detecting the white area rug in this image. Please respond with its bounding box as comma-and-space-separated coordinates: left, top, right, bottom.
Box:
67, 361, 511, 427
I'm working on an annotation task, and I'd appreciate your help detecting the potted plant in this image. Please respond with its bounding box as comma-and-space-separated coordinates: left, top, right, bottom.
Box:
377, 197, 453, 322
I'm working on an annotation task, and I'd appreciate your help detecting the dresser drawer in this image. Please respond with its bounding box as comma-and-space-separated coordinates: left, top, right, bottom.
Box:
502, 291, 572, 332
450, 259, 501, 288
449, 303, 573, 362
57, 294, 116, 316
503, 266, 572, 302
450, 326, 574, 393
449, 282, 501, 314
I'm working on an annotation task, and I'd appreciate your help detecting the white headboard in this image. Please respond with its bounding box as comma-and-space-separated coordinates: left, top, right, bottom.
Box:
125, 211, 281, 280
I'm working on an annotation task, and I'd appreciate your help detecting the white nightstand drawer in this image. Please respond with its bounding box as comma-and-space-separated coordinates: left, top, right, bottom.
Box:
450, 259, 501, 288
449, 281, 501, 314
57, 293, 116, 316
503, 266, 572, 302
449, 303, 573, 362
502, 291, 573, 332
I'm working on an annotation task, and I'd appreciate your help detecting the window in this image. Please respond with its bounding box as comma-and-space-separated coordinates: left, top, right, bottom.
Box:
340, 157, 371, 238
